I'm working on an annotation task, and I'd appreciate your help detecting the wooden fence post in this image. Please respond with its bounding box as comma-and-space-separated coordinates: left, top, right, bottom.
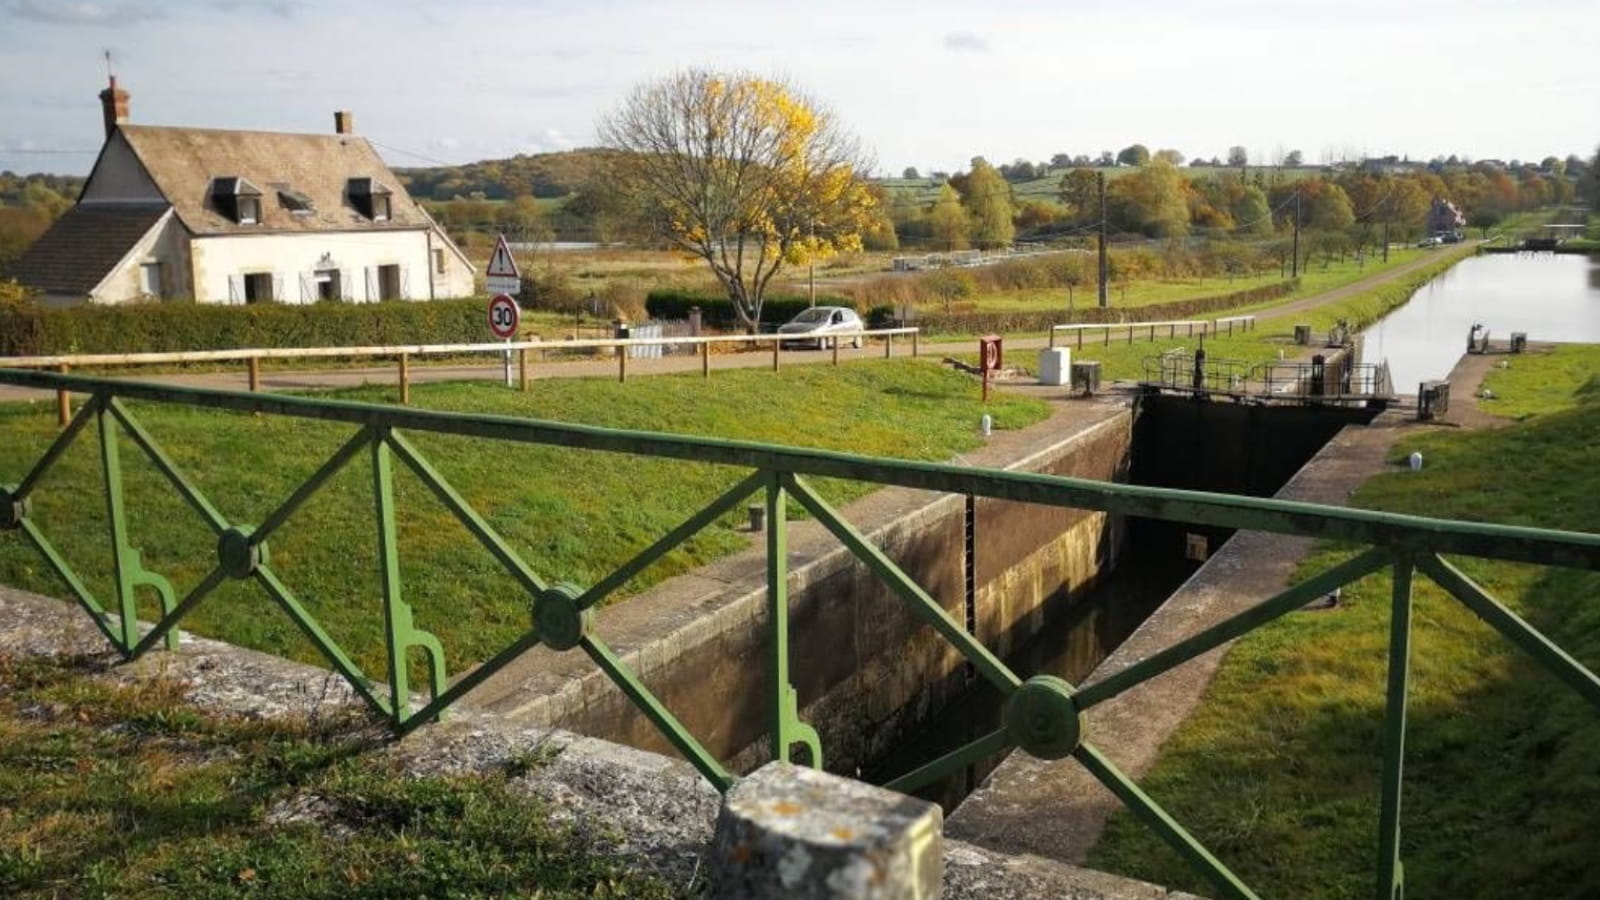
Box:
247, 356, 261, 393
56, 364, 70, 428
702, 340, 711, 378
912, 330, 920, 358
832, 336, 840, 366
619, 343, 628, 383
519, 348, 530, 392
398, 352, 410, 405
772, 337, 780, 372
884, 333, 892, 359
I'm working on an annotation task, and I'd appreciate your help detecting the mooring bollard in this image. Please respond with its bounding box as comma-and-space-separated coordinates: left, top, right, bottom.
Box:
708, 762, 943, 899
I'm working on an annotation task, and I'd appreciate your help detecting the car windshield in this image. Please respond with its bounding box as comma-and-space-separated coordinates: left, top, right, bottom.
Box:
790, 309, 831, 323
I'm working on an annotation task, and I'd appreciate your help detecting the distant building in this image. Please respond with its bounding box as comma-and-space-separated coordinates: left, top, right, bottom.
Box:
12, 77, 473, 307
1426, 198, 1466, 237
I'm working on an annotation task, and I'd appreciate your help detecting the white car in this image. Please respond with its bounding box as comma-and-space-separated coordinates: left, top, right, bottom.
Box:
776, 306, 864, 349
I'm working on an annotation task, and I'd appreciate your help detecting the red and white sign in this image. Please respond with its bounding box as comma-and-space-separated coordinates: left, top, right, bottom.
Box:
487, 293, 521, 340
485, 233, 521, 296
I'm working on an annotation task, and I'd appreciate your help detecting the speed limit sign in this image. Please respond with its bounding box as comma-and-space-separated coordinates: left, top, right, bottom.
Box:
487, 294, 520, 339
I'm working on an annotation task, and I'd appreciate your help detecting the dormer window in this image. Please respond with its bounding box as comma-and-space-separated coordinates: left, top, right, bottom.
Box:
275, 185, 315, 216
347, 177, 394, 222
211, 176, 263, 225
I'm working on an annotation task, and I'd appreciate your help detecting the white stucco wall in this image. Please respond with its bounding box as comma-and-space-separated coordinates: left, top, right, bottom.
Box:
88, 210, 192, 305
189, 229, 471, 303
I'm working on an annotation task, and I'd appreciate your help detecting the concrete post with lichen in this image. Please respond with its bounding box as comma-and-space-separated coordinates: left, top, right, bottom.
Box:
708, 762, 943, 899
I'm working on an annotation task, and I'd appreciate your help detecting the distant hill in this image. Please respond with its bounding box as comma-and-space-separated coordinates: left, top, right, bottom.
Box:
394, 148, 618, 201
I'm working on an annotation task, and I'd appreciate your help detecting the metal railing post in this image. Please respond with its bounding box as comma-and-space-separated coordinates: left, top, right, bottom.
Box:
1376, 555, 1415, 900
766, 472, 821, 768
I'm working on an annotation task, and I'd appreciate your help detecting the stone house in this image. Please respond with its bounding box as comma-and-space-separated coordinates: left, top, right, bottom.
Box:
12, 78, 474, 307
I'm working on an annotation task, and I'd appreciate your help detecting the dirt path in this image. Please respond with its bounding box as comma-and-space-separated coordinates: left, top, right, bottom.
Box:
0, 247, 1474, 403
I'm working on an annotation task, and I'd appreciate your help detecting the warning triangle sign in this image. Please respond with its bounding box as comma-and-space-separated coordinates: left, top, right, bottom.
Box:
486, 234, 520, 279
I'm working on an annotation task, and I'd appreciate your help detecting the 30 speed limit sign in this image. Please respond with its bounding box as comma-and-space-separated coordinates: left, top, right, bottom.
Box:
487, 294, 520, 339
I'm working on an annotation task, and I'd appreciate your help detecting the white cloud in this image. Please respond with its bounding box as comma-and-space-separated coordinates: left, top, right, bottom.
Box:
943, 31, 988, 53
4, 0, 165, 25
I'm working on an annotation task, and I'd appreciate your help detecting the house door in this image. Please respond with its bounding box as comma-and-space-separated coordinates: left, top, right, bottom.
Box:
315, 269, 341, 301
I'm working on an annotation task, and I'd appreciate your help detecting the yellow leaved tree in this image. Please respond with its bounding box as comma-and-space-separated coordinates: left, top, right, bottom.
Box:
598, 69, 876, 332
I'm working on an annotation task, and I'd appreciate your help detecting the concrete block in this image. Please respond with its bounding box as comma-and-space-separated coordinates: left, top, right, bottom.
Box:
710, 762, 943, 899
1038, 347, 1071, 386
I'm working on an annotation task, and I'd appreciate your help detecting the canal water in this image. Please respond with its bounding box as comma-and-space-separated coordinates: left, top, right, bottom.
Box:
1362, 252, 1600, 391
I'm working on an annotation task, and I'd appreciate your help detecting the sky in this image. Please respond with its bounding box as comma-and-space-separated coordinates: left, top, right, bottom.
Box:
1, 0, 1597, 178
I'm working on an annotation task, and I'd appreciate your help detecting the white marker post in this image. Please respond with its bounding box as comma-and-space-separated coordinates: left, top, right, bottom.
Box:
485, 234, 523, 386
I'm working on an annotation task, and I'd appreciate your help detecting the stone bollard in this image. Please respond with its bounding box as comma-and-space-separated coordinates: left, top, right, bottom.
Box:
709, 762, 943, 899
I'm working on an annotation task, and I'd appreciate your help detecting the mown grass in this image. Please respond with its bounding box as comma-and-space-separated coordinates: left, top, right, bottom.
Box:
1087, 347, 1600, 899
1479, 344, 1600, 420
0, 360, 1048, 681
0, 654, 677, 899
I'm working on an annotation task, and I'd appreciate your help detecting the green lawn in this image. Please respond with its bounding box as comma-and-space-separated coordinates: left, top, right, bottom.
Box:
1087, 346, 1600, 899
1478, 344, 1600, 420
0, 654, 674, 899
0, 360, 1048, 680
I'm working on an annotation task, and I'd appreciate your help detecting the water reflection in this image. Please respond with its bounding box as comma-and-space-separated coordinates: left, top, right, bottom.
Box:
1361, 252, 1600, 390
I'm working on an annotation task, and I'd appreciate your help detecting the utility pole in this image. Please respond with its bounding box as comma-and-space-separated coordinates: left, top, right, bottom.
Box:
1291, 188, 1302, 279
1097, 170, 1109, 308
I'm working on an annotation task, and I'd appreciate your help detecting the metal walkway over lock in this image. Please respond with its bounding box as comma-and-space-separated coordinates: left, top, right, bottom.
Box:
0, 367, 1596, 900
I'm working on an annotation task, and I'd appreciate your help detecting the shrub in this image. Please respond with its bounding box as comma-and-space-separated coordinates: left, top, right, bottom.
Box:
644, 289, 858, 329
3, 298, 488, 357
908, 279, 1299, 336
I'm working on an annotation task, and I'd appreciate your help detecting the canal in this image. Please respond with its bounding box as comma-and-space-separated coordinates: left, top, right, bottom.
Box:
1362, 251, 1600, 390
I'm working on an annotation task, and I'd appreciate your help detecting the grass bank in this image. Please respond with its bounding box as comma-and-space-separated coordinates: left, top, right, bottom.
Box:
0, 653, 674, 899
0, 360, 1048, 678
1087, 346, 1600, 898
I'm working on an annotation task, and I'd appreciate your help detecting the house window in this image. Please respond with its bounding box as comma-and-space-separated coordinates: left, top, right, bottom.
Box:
243, 272, 274, 304
315, 268, 341, 301
139, 263, 164, 298
372, 195, 391, 222
377, 264, 402, 300
432, 248, 446, 275
238, 196, 261, 225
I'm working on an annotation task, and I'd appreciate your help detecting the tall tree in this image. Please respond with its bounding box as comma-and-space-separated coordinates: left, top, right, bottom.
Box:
902, 166, 920, 179
927, 183, 971, 251
961, 157, 1015, 248
1284, 149, 1304, 167
1057, 168, 1101, 223
1228, 146, 1249, 167
1117, 144, 1152, 167
1108, 159, 1189, 237
1155, 148, 1185, 165
598, 68, 876, 331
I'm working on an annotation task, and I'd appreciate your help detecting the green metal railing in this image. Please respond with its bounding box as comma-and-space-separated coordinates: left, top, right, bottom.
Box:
2, 367, 1598, 900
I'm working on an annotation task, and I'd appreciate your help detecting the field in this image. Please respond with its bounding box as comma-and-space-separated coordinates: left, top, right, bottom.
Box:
0, 361, 1048, 679
1087, 344, 1600, 898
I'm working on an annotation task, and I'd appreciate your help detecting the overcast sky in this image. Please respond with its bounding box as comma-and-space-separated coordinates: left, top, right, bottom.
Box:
2, 0, 1596, 178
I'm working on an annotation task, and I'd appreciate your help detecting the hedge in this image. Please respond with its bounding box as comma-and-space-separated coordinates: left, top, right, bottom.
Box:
906, 279, 1299, 336
0, 298, 488, 357
644, 289, 858, 330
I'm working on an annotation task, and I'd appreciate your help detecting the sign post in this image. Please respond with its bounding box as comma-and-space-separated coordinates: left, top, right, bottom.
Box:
978, 334, 1003, 403
485, 234, 522, 387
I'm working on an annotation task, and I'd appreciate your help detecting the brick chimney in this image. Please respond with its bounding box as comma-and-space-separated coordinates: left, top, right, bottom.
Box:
334, 110, 354, 135
98, 75, 129, 138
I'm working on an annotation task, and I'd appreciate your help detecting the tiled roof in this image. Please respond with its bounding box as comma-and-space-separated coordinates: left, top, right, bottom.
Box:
117, 125, 430, 235
8, 205, 168, 296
